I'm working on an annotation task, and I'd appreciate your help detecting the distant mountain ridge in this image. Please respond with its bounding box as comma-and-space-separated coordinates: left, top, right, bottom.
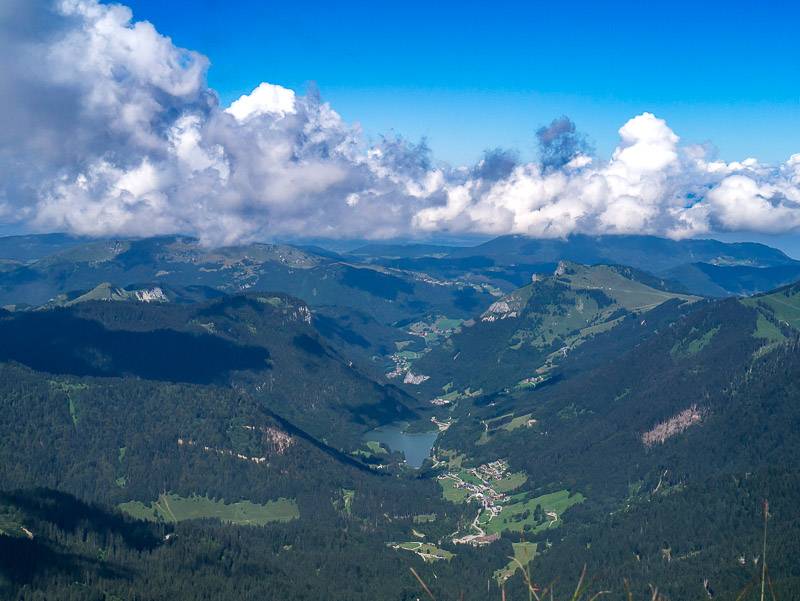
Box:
1, 233, 797, 304
0, 233, 90, 262
349, 233, 800, 296
447, 234, 794, 270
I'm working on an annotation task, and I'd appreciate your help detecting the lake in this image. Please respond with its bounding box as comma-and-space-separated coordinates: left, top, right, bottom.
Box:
363, 423, 438, 468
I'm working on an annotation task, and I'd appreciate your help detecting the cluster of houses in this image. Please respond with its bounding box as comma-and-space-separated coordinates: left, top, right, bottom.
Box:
429, 396, 452, 406
407, 317, 460, 342
473, 459, 509, 482
439, 460, 511, 523
430, 416, 452, 431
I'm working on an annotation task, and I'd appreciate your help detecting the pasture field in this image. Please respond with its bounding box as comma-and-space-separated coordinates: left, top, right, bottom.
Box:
484, 489, 584, 535
743, 287, 800, 329
563, 265, 696, 311
119, 493, 299, 526
494, 471, 527, 493
752, 313, 785, 342
494, 542, 537, 583
394, 541, 454, 561
439, 477, 469, 503
500, 413, 534, 432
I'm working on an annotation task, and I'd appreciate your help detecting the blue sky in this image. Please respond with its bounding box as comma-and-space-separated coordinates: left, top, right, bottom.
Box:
123, 0, 799, 166
3, 0, 800, 253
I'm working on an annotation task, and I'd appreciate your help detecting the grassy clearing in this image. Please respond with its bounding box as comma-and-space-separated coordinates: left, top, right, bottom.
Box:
743, 288, 800, 330
365, 441, 387, 455
501, 414, 535, 432
494, 541, 537, 583
753, 313, 786, 342
751, 312, 788, 359
68, 398, 79, 426
353, 440, 389, 460
435, 317, 463, 331
439, 478, 470, 504
513, 374, 555, 391
436, 390, 462, 402
671, 326, 720, 358
413, 513, 436, 523
435, 387, 482, 406
484, 489, 584, 535
394, 541, 454, 561
437, 449, 467, 469
119, 493, 299, 526
484, 413, 513, 428
494, 472, 528, 493
439, 478, 469, 503
341, 489, 355, 515
50, 382, 88, 426
256, 296, 284, 307
480, 413, 536, 444
563, 265, 696, 311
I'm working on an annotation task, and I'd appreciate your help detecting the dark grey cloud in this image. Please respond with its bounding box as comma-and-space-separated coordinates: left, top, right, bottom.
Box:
374, 135, 433, 179
472, 148, 519, 182
536, 116, 593, 170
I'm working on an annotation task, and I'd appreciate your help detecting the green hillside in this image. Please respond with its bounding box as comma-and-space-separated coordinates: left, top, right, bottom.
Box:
429, 291, 800, 599
0, 292, 419, 450
742, 280, 800, 330
408, 261, 696, 396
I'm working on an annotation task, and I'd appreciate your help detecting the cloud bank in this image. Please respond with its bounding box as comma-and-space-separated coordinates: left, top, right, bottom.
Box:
1, 0, 799, 245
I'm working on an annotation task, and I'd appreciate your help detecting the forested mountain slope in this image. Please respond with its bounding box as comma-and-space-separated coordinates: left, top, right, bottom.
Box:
0, 292, 416, 450
2, 233, 800, 601
0, 235, 498, 380
408, 261, 696, 397
434, 290, 800, 600
0, 235, 494, 321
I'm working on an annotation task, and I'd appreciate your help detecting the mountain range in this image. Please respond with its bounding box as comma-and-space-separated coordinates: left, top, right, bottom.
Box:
1, 232, 800, 601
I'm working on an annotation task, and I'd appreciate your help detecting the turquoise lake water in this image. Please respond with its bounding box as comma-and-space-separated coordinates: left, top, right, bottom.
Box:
363, 424, 438, 468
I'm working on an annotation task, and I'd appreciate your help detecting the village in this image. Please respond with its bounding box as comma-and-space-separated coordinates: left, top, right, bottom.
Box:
437, 459, 512, 545
385, 315, 464, 381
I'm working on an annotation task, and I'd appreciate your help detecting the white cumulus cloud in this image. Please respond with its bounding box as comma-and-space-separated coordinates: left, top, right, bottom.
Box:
1, 0, 799, 245
225, 82, 297, 121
